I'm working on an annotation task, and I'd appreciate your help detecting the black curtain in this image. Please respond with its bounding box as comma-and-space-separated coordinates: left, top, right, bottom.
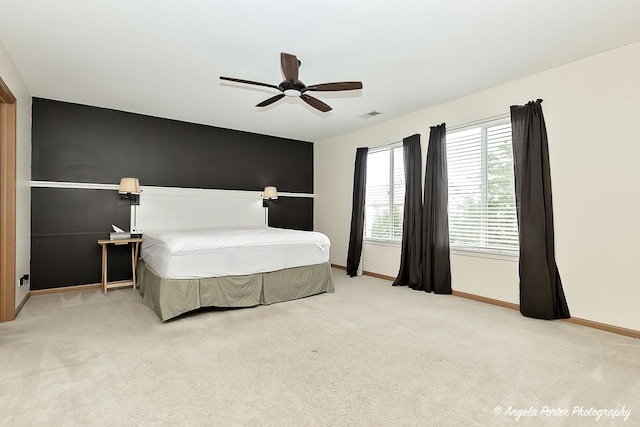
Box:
392, 135, 423, 288
510, 100, 570, 319
346, 147, 368, 277
421, 124, 451, 294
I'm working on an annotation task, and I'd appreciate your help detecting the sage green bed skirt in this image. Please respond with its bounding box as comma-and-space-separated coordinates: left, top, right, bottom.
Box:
137, 261, 335, 321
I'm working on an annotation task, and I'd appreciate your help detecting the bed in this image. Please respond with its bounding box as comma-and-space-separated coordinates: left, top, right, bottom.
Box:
135, 186, 334, 320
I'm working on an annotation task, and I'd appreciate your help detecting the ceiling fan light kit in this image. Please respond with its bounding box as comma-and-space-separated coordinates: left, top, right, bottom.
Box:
220, 52, 363, 112
283, 89, 301, 97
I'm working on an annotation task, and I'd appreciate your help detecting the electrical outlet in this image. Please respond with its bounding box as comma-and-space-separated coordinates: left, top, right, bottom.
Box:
19, 274, 29, 287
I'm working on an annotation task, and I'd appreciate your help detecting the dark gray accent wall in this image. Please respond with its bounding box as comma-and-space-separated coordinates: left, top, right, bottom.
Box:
31, 188, 132, 288
268, 197, 314, 231
32, 98, 313, 191
31, 98, 314, 290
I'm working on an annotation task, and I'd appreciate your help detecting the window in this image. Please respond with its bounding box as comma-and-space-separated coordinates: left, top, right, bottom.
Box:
364, 144, 404, 241
447, 117, 518, 254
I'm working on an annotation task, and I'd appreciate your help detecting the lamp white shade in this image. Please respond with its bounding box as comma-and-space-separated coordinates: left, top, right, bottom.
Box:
119, 177, 140, 194
263, 186, 278, 200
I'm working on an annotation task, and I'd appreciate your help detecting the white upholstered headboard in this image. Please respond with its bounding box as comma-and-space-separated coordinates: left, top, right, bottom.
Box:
137, 186, 265, 232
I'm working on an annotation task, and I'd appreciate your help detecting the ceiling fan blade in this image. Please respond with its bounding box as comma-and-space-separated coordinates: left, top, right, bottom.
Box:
301, 94, 332, 112
220, 76, 280, 90
306, 81, 363, 91
256, 93, 285, 107
281, 52, 299, 81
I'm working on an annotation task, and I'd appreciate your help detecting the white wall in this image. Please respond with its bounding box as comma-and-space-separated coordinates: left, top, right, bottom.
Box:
0, 39, 31, 308
315, 41, 640, 331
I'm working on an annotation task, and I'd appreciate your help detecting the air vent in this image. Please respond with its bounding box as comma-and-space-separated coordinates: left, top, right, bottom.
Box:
358, 111, 382, 119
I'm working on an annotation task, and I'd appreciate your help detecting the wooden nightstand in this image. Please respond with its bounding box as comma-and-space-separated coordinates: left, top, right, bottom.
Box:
97, 238, 143, 294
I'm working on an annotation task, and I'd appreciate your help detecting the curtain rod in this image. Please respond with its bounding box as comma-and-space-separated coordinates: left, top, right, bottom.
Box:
447, 112, 510, 132
368, 140, 403, 153
365, 112, 512, 151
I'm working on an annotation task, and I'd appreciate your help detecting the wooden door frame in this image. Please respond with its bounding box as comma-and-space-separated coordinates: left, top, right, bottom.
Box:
0, 76, 17, 322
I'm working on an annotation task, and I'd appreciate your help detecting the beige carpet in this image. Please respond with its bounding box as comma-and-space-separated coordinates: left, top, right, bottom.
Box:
1, 269, 638, 426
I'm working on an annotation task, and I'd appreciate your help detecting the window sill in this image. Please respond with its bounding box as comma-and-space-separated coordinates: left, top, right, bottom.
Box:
362, 240, 518, 261
363, 238, 402, 248
451, 248, 518, 262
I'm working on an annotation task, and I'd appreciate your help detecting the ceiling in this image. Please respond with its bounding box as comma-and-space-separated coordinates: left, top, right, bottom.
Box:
1, 1, 640, 142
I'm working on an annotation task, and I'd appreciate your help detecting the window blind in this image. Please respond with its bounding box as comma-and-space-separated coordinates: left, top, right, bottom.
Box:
447, 118, 518, 253
364, 145, 405, 241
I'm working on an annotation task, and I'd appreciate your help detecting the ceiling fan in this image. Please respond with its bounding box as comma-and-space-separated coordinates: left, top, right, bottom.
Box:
220, 52, 363, 113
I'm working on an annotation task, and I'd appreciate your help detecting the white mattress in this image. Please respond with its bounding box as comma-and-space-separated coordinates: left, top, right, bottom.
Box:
141, 226, 331, 279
